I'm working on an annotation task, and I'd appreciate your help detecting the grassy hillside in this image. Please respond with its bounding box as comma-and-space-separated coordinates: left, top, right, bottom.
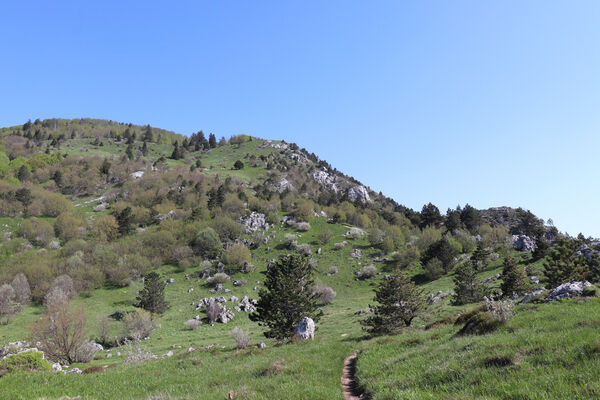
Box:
0, 118, 597, 400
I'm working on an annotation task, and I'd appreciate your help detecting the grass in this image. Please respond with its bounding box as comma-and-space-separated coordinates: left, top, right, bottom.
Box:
356, 298, 600, 400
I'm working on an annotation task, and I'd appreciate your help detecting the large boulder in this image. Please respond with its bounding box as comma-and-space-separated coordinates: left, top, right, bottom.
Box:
347, 186, 371, 203
294, 317, 315, 340
512, 235, 535, 252
273, 178, 294, 193
546, 281, 591, 302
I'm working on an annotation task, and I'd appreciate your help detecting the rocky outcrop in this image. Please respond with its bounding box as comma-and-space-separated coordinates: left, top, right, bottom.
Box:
273, 178, 294, 193
239, 212, 270, 233
294, 317, 315, 340
347, 186, 371, 203
574, 242, 600, 261
513, 235, 535, 252
312, 170, 339, 192
546, 281, 591, 302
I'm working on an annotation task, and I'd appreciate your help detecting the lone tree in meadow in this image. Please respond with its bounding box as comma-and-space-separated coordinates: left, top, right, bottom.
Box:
500, 256, 529, 297
361, 272, 425, 335
250, 254, 322, 340
233, 160, 244, 170
135, 272, 169, 315
453, 261, 488, 305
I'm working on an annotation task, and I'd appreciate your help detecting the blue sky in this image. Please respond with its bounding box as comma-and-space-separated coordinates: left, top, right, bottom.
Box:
1, 1, 599, 236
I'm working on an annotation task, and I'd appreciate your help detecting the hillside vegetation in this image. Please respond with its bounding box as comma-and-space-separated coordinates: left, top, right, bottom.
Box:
0, 118, 598, 400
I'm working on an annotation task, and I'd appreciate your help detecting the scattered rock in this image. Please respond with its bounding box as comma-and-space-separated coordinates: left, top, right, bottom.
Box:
546, 281, 591, 302
294, 317, 315, 340
239, 212, 270, 233
257, 342, 267, 349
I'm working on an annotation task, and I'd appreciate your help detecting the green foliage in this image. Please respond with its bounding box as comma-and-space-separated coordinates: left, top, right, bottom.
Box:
544, 239, 587, 288
250, 254, 322, 340
500, 256, 529, 297
422, 237, 459, 273
194, 227, 223, 258
233, 160, 244, 170
0, 350, 51, 374
135, 272, 168, 315
471, 242, 491, 270
453, 261, 488, 305
361, 272, 425, 334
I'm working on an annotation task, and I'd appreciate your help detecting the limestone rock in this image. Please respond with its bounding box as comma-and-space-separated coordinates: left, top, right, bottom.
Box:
294, 317, 315, 340
512, 235, 535, 252
347, 186, 371, 203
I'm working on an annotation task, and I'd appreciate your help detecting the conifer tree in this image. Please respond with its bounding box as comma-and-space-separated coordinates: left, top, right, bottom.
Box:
135, 272, 168, 315
361, 272, 425, 334
544, 239, 587, 288
208, 133, 217, 148
500, 256, 529, 297
453, 261, 487, 305
250, 254, 322, 340
471, 242, 491, 270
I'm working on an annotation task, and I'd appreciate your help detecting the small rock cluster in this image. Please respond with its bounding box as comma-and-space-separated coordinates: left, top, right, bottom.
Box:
239, 212, 270, 233
427, 291, 452, 305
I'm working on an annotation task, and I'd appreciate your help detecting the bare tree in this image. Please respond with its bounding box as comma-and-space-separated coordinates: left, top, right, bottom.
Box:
0, 284, 20, 324
30, 300, 87, 363
11, 273, 31, 305
206, 301, 223, 324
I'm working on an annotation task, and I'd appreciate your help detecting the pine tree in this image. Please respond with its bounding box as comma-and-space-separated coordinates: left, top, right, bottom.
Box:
453, 261, 487, 305
141, 141, 148, 156
544, 239, 587, 288
114, 206, 133, 236
233, 160, 244, 170
142, 124, 153, 142
471, 242, 491, 270
361, 272, 425, 334
208, 133, 217, 148
250, 254, 322, 340
125, 143, 134, 160
17, 165, 31, 182
500, 256, 529, 297
135, 272, 168, 315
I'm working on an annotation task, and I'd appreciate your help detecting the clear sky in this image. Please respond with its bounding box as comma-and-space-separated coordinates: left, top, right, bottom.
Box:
1, 1, 599, 237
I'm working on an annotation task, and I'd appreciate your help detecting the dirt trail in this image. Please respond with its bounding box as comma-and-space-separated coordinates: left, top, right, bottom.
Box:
341, 351, 368, 400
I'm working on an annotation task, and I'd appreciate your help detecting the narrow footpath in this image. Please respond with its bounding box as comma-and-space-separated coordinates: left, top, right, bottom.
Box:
341, 351, 368, 400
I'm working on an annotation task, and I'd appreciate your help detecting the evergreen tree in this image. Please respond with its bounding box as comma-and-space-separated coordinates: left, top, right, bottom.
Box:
453, 261, 487, 305
142, 124, 153, 142
100, 158, 111, 176
114, 206, 133, 236
125, 143, 134, 160
422, 237, 459, 273
531, 238, 550, 261
361, 272, 425, 334
135, 272, 168, 315
233, 160, 244, 170
445, 207, 463, 232
471, 242, 491, 270
544, 239, 587, 288
17, 165, 31, 182
141, 141, 148, 156
420, 202, 442, 228
250, 254, 322, 340
460, 204, 482, 233
500, 256, 529, 297
15, 188, 32, 209
170, 141, 183, 159
208, 133, 217, 148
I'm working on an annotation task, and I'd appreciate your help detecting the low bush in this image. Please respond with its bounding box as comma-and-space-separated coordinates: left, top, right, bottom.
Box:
296, 243, 312, 257
316, 286, 336, 304
358, 265, 377, 279
185, 319, 202, 331
0, 350, 52, 374
207, 273, 230, 286
295, 222, 311, 232
230, 327, 250, 349
124, 310, 157, 340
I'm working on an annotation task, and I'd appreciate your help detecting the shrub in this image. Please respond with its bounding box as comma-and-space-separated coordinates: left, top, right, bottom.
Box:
319, 229, 333, 245
348, 227, 364, 240
74, 340, 101, 363
185, 319, 202, 331
18, 218, 54, 246
316, 286, 336, 304
211, 216, 243, 241
424, 258, 444, 280
230, 327, 250, 349
91, 215, 119, 242
457, 310, 506, 335
194, 227, 223, 258
333, 242, 345, 250
358, 265, 377, 279
293, 201, 312, 222
124, 310, 157, 340
207, 273, 230, 286
296, 243, 312, 257
53, 212, 86, 242
0, 350, 51, 374
484, 297, 514, 322
368, 228, 384, 246
0, 284, 20, 324
284, 233, 297, 249
123, 341, 155, 364
223, 243, 251, 271
233, 160, 244, 170
11, 272, 31, 305
328, 266, 338, 275
30, 301, 87, 363
295, 222, 311, 232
